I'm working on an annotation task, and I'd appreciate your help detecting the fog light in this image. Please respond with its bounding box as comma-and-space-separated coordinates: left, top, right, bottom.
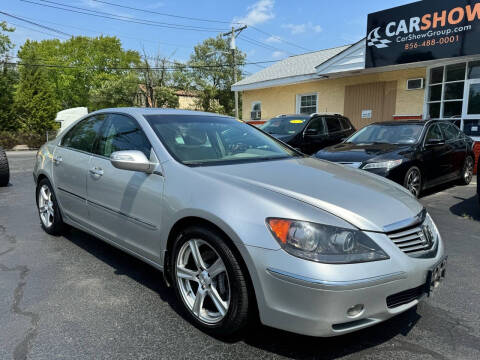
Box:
347, 304, 365, 318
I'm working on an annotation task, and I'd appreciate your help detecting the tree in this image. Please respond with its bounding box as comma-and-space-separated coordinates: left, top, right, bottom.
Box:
16, 36, 141, 110
0, 21, 17, 131
13, 56, 60, 135
187, 36, 245, 115
89, 73, 139, 110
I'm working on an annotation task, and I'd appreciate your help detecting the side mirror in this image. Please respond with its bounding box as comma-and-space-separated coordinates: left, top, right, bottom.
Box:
110, 150, 153, 173
425, 138, 445, 147
305, 128, 319, 136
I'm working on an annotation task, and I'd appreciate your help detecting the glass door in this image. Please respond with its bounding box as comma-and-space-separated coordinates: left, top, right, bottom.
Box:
462, 79, 480, 139
463, 79, 480, 119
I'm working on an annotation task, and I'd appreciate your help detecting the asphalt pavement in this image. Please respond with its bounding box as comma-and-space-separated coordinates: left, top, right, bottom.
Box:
1, 151, 479, 360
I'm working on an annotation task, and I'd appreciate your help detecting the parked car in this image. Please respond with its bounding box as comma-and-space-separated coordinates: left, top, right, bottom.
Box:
477, 156, 480, 205
34, 109, 446, 338
315, 120, 475, 197
0, 148, 9, 187
260, 113, 355, 154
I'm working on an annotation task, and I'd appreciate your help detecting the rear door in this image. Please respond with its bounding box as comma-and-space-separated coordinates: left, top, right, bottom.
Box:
422, 123, 450, 186
301, 116, 327, 154
325, 116, 345, 147
439, 122, 466, 178
52, 115, 105, 226
86, 113, 164, 261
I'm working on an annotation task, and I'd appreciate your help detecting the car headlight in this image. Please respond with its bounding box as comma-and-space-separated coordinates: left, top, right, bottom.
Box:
266, 218, 389, 264
362, 159, 403, 171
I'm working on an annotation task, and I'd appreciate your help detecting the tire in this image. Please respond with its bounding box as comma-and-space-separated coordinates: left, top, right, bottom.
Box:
170, 226, 250, 337
403, 166, 422, 198
458, 156, 474, 186
0, 149, 9, 187
36, 178, 66, 235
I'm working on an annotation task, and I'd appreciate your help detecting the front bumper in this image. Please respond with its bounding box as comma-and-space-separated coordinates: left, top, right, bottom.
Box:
246, 231, 445, 337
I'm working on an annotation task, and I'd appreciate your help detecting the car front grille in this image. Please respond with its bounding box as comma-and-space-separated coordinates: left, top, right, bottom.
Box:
386, 285, 425, 308
386, 223, 435, 255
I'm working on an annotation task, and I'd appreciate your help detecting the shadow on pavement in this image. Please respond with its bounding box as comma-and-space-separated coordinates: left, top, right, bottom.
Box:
450, 195, 480, 221
62, 228, 422, 358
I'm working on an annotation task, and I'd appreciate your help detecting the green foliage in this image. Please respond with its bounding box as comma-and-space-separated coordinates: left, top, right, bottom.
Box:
89, 73, 139, 110
155, 87, 179, 108
0, 22, 17, 131
13, 51, 61, 134
187, 35, 245, 116
16, 36, 141, 110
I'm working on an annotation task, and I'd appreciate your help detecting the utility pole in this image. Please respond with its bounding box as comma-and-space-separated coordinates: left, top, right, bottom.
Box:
222, 25, 247, 119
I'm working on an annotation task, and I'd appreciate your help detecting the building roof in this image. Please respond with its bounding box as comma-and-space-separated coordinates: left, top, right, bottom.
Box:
232, 44, 353, 91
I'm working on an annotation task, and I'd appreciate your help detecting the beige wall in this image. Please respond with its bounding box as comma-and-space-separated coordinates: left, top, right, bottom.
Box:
241, 67, 427, 121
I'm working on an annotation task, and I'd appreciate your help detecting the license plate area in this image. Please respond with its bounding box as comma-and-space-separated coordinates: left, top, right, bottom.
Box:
425, 256, 447, 296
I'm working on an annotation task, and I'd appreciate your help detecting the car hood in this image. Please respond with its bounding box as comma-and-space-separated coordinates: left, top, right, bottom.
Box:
315, 142, 411, 163
196, 157, 422, 232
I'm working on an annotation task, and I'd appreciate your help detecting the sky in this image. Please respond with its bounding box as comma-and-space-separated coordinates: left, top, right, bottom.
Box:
1, 0, 418, 75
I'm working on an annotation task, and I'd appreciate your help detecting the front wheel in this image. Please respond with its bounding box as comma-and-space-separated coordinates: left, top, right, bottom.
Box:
458, 156, 474, 185
171, 226, 250, 337
403, 166, 422, 198
36, 179, 66, 235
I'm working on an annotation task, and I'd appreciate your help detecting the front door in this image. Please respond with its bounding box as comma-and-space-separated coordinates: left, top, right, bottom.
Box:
301, 117, 327, 154
52, 115, 105, 226
423, 123, 450, 186
86, 113, 164, 261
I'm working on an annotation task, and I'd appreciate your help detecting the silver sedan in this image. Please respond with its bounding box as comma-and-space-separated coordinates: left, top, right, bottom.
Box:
33, 108, 446, 337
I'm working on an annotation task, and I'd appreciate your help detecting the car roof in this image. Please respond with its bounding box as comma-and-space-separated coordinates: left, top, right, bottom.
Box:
90, 107, 235, 119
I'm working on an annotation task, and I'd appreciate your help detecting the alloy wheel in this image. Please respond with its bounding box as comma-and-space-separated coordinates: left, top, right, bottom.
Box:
407, 169, 421, 197
175, 239, 230, 324
464, 157, 474, 184
38, 184, 54, 228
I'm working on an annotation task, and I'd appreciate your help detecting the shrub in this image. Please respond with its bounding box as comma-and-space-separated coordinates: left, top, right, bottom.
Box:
0, 131, 47, 150
0, 131, 18, 150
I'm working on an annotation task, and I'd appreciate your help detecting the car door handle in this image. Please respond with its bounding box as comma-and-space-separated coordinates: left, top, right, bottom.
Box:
53, 155, 63, 165
89, 167, 104, 177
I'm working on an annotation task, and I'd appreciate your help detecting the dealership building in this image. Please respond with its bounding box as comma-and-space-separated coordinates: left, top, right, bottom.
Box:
233, 0, 480, 152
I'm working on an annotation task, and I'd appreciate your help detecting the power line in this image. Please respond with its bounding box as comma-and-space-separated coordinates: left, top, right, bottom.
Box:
239, 35, 294, 56
0, 10, 72, 37
5, 59, 278, 71
88, 0, 241, 25
249, 26, 313, 52
20, 0, 229, 32
4, 21, 69, 39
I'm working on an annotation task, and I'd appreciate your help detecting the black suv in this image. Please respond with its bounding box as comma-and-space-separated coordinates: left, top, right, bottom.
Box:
260, 114, 356, 155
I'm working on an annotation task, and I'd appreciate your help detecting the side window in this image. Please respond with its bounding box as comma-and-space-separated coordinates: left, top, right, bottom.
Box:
97, 114, 152, 158
425, 124, 444, 142
61, 115, 105, 153
439, 123, 460, 141
325, 117, 342, 133
339, 117, 352, 130
306, 117, 325, 134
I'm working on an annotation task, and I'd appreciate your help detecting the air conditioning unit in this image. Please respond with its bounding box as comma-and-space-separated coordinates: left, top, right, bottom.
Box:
406, 78, 424, 90
251, 110, 261, 120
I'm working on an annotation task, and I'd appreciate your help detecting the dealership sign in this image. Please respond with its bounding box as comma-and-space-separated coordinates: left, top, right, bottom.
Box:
366, 0, 480, 68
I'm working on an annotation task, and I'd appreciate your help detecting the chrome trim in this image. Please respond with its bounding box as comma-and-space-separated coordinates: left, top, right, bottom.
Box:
266, 268, 407, 291
383, 208, 426, 233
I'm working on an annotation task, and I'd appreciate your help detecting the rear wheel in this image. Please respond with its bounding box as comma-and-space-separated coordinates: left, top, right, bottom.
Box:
36, 179, 66, 235
458, 156, 474, 185
171, 226, 250, 337
0, 149, 9, 187
403, 166, 422, 198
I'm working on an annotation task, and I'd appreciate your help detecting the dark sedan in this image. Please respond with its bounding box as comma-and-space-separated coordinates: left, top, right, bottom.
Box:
315, 121, 475, 197
261, 114, 355, 155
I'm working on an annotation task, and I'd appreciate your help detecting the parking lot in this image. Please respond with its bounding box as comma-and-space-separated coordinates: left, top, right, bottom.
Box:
1, 151, 479, 360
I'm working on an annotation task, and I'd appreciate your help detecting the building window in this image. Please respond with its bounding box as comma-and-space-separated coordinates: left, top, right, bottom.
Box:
251, 102, 261, 120
427, 63, 467, 119
296, 93, 318, 115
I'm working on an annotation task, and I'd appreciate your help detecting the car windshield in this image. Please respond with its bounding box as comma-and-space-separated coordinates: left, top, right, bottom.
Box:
145, 115, 302, 166
260, 117, 308, 135
346, 124, 424, 145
